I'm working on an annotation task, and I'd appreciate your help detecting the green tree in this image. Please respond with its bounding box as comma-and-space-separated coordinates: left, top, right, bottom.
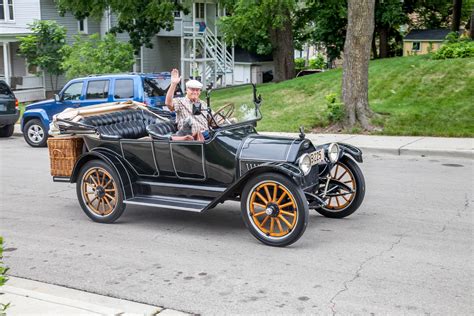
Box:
374, 0, 407, 58
18, 20, 68, 91
62, 33, 135, 80
56, 0, 186, 52
219, 0, 297, 82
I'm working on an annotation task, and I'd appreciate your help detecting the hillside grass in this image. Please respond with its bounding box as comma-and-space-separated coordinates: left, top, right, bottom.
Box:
211, 55, 474, 137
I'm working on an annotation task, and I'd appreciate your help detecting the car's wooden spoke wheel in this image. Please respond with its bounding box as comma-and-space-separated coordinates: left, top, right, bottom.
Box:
249, 181, 298, 238
81, 167, 117, 216
324, 162, 356, 210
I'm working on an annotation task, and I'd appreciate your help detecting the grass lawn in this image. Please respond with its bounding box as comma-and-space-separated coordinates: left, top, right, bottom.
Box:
211, 55, 474, 137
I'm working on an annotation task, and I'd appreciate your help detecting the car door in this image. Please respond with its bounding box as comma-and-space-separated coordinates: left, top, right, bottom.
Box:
0, 81, 16, 117
51, 81, 85, 118
169, 141, 206, 180
81, 79, 111, 107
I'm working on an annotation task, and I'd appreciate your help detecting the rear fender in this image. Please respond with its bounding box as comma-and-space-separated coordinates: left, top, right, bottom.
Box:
70, 150, 135, 200
204, 162, 304, 211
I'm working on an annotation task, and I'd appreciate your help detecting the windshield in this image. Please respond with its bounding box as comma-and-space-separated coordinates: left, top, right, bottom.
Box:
210, 85, 262, 127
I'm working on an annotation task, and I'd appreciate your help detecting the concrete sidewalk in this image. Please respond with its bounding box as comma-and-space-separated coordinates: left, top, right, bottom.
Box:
14, 124, 473, 159
1, 276, 190, 315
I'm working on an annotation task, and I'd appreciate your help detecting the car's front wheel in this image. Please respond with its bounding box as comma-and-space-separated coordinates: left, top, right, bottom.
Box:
315, 156, 365, 218
76, 160, 126, 223
0, 124, 14, 137
23, 119, 47, 147
241, 172, 309, 247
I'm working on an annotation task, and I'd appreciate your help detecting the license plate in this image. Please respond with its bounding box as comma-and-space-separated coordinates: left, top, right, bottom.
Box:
309, 148, 325, 165
0, 104, 6, 111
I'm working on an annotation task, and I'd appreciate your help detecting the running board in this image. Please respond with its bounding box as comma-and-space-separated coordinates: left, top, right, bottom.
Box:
124, 195, 212, 212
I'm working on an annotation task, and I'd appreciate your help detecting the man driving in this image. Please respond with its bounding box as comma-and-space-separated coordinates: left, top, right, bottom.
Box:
165, 69, 208, 141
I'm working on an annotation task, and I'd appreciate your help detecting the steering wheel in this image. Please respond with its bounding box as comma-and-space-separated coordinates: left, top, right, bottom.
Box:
213, 103, 235, 125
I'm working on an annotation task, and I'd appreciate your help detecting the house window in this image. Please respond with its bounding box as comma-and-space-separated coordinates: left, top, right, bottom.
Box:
412, 42, 421, 51
195, 3, 205, 19
78, 18, 88, 34
0, 0, 14, 21
174, 10, 181, 19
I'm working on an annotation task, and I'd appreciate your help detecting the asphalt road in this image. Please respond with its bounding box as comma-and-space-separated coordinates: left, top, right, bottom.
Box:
0, 135, 472, 315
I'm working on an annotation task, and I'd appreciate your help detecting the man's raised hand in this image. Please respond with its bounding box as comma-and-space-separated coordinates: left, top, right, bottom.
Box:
171, 69, 181, 85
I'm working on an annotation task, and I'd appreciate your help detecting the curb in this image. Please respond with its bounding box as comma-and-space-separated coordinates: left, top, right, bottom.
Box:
2, 276, 192, 315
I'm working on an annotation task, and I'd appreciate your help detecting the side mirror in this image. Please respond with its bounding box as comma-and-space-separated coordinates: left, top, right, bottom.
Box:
192, 102, 202, 115
54, 94, 61, 102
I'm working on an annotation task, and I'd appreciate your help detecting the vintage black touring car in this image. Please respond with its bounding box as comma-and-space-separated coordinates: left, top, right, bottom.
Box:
49, 85, 365, 247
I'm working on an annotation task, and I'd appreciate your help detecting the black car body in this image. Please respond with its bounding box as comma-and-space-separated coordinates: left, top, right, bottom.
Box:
0, 80, 19, 138
51, 86, 366, 246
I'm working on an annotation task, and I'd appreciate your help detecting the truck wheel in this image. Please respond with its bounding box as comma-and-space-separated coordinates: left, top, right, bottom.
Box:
0, 124, 14, 137
76, 160, 126, 223
241, 172, 309, 247
23, 119, 47, 147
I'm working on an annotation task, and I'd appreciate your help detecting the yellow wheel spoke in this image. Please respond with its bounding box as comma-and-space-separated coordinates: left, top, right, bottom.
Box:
105, 193, 115, 201
272, 184, 278, 202
260, 215, 270, 226
270, 218, 275, 234
337, 171, 347, 181
263, 185, 272, 202
104, 197, 113, 212
279, 201, 294, 209
336, 197, 341, 207
334, 164, 339, 178
104, 189, 116, 192
276, 191, 287, 204
104, 178, 113, 188
280, 210, 295, 217
253, 210, 266, 217
253, 202, 266, 209
279, 215, 292, 227
90, 176, 99, 186
255, 192, 268, 204
276, 218, 284, 233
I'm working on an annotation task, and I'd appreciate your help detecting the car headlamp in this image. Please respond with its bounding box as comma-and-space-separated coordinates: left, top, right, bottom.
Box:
298, 153, 312, 175
328, 143, 340, 163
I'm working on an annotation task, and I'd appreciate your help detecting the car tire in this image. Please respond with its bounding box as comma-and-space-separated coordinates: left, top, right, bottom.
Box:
240, 172, 309, 247
0, 124, 14, 138
76, 160, 126, 224
23, 119, 48, 147
315, 156, 366, 219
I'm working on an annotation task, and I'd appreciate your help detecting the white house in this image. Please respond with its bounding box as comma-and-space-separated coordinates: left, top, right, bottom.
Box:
1, 0, 273, 102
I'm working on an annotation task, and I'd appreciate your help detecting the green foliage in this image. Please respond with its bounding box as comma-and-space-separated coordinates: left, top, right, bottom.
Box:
219, 0, 296, 55
62, 34, 135, 80
294, 58, 305, 69
56, 0, 185, 52
309, 54, 325, 69
0, 236, 10, 313
432, 35, 474, 59
17, 20, 68, 90
211, 56, 474, 137
324, 93, 345, 123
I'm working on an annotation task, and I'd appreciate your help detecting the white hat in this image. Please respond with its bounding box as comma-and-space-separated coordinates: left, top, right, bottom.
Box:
186, 79, 203, 89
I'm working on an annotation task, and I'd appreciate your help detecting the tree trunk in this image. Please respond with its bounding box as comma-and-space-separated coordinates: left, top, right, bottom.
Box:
269, 19, 295, 82
371, 29, 378, 59
470, 9, 474, 39
342, 0, 375, 130
451, 0, 462, 32
379, 26, 389, 58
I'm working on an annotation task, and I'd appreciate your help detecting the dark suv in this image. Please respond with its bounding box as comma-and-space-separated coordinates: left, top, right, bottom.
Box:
22, 73, 181, 147
0, 80, 19, 138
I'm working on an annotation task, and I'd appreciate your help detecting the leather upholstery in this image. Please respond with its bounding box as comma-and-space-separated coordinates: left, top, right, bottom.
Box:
81, 109, 173, 140
146, 121, 178, 140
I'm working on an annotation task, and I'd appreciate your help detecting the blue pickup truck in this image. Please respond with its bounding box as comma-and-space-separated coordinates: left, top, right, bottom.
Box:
22, 73, 181, 147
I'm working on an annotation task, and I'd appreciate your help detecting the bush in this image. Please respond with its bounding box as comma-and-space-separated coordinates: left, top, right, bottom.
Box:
432, 34, 474, 59
294, 57, 305, 70
324, 93, 345, 123
309, 54, 325, 69
0, 237, 10, 313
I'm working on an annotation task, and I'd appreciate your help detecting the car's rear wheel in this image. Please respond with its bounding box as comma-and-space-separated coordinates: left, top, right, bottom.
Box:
315, 156, 365, 218
0, 124, 14, 137
241, 173, 309, 247
76, 160, 125, 223
23, 119, 47, 147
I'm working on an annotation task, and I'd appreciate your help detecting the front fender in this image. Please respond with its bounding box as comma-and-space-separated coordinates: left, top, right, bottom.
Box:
21, 109, 50, 131
204, 162, 304, 211
70, 150, 135, 200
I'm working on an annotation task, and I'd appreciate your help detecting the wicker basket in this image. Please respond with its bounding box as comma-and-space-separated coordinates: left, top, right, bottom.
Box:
47, 137, 84, 177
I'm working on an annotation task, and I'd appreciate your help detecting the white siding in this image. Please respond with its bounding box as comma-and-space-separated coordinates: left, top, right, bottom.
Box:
142, 36, 180, 73
0, 0, 41, 35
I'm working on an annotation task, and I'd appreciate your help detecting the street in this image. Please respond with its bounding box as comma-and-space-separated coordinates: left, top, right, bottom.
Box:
0, 134, 472, 315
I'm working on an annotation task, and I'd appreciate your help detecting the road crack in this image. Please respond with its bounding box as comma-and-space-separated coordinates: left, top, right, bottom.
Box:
439, 193, 470, 233
329, 234, 405, 315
